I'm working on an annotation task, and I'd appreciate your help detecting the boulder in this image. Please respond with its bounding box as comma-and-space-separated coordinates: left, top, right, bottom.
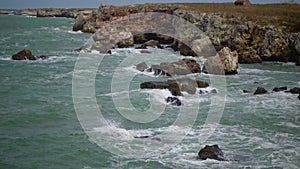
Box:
203, 47, 239, 75
166, 97, 182, 106
254, 87, 268, 95
297, 56, 300, 66
191, 37, 217, 57
140, 80, 182, 96
177, 42, 197, 56
198, 145, 225, 161
238, 47, 262, 64
272, 86, 287, 92
182, 58, 202, 74
139, 40, 162, 49
116, 32, 134, 48
289, 87, 300, 94
73, 13, 86, 31
196, 80, 209, 88
150, 65, 170, 76
298, 95, 300, 100
176, 77, 207, 94
136, 62, 148, 72
82, 22, 96, 33
140, 78, 209, 96
154, 59, 201, 76
12, 49, 36, 60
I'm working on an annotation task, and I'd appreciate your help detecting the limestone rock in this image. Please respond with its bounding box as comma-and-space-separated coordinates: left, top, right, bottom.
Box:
239, 47, 262, 64
136, 62, 148, 72
158, 58, 201, 76
203, 47, 239, 75
116, 31, 134, 48
191, 37, 217, 57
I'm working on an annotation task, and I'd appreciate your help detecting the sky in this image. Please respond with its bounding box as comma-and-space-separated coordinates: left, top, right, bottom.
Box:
0, 0, 298, 9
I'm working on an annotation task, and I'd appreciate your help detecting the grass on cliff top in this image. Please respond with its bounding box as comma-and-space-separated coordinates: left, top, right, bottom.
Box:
178, 3, 300, 32
117, 3, 300, 32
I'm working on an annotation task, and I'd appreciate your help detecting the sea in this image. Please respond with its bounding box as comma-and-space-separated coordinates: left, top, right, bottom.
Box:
0, 14, 299, 169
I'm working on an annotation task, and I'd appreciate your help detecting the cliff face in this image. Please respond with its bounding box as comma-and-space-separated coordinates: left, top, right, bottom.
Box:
73, 3, 300, 64
67, 4, 292, 63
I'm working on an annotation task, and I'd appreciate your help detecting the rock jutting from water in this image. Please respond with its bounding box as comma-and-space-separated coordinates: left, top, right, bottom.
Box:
289, 87, 300, 94
272, 86, 287, 92
202, 47, 239, 75
198, 145, 225, 161
136, 58, 201, 76
166, 97, 182, 106
11, 49, 47, 60
254, 87, 268, 95
140, 78, 209, 96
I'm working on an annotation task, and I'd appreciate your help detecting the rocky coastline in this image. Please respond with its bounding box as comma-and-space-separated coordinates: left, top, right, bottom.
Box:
70, 3, 300, 65
11, 3, 300, 65
14, 8, 96, 18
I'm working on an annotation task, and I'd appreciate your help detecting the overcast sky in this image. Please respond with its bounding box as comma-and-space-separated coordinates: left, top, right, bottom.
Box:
0, 0, 298, 9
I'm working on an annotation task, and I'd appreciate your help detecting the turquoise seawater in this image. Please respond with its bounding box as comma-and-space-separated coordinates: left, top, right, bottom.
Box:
0, 14, 300, 169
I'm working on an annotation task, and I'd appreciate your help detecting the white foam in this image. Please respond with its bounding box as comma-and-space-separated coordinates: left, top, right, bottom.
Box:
67, 30, 83, 34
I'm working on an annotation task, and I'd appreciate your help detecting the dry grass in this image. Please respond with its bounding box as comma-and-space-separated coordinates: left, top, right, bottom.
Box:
177, 3, 300, 32
116, 3, 300, 32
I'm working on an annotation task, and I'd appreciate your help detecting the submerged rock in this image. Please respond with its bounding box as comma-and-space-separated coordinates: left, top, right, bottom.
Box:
272, 86, 287, 92
254, 87, 268, 95
198, 145, 225, 161
243, 89, 251, 93
166, 97, 182, 106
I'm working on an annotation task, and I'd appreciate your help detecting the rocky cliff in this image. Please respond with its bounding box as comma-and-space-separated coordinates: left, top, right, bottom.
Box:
73, 3, 300, 65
